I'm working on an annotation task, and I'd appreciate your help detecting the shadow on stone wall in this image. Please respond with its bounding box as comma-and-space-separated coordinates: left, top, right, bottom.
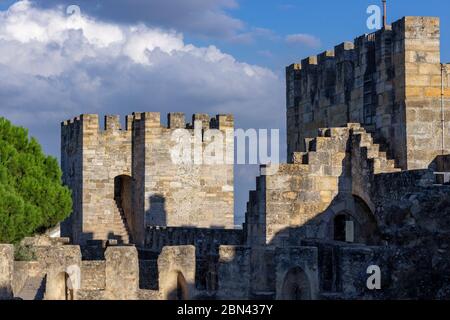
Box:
245, 149, 450, 300
148, 195, 167, 227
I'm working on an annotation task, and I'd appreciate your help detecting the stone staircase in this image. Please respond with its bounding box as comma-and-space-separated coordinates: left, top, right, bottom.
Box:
292, 123, 400, 175
350, 127, 400, 174
111, 198, 132, 244
16, 275, 46, 300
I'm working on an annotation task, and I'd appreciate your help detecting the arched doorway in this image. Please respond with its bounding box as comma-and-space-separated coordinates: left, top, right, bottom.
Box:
114, 175, 132, 210
281, 267, 311, 300
114, 175, 133, 237
331, 196, 379, 244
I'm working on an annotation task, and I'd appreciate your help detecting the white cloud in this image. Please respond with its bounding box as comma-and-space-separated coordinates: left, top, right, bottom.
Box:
0, 1, 285, 221
33, 0, 244, 39
0, 1, 283, 126
285, 33, 321, 48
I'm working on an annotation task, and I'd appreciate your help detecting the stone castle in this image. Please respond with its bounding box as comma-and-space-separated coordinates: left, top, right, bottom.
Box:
1, 16, 450, 300
60, 112, 235, 245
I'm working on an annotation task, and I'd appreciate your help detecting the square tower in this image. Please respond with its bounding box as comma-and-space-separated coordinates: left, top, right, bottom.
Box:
61, 112, 235, 245
286, 16, 449, 170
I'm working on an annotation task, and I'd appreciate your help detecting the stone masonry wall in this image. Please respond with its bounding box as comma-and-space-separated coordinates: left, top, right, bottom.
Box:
61, 115, 132, 244
104, 246, 139, 300
81, 261, 106, 290
145, 226, 243, 256
287, 16, 450, 171
217, 246, 251, 300
61, 117, 83, 243
62, 112, 234, 246
246, 124, 399, 247
157, 245, 196, 300
132, 112, 234, 232
401, 17, 450, 169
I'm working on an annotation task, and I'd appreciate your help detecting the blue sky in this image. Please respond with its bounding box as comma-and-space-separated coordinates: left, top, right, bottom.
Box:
3, 0, 449, 73
1, 0, 449, 222
195, 0, 450, 73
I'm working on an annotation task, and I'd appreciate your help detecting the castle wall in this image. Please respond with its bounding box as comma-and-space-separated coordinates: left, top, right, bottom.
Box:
400, 17, 450, 169
132, 112, 234, 232
217, 246, 251, 299
287, 16, 449, 170
61, 115, 132, 244
62, 112, 234, 246
145, 226, 243, 294
61, 117, 83, 243
157, 245, 196, 300
275, 246, 318, 300
335, 246, 386, 299
145, 226, 243, 255
131, 113, 146, 245
245, 122, 450, 299
104, 246, 139, 300
12, 261, 43, 298
245, 124, 403, 249
81, 261, 106, 290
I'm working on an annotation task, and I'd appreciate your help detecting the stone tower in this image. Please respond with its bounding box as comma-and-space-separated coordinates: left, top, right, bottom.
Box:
61, 112, 234, 245
286, 17, 450, 170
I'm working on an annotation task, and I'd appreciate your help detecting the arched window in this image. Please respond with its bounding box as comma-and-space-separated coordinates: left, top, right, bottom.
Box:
331, 195, 378, 244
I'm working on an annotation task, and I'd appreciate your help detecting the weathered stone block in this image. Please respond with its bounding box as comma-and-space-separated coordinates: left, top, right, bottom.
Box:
157, 246, 196, 300
105, 246, 139, 299
0, 245, 14, 300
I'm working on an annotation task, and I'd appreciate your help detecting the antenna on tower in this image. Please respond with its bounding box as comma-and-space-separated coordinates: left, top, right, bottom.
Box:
382, 0, 387, 28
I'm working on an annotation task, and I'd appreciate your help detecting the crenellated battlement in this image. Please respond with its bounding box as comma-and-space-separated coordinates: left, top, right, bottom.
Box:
62, 112, 234, 135
288, 22, 400, 77
61, 111, 235, 245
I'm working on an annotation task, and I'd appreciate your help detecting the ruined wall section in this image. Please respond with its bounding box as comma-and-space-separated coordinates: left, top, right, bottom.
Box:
132, 112, 234, 232
246, 124, 400, 247
287, 16, 448, 170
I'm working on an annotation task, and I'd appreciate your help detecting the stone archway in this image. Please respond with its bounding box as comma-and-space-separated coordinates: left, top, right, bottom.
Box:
280, 267, 312, 300
114, 175, 132, 218
330, 195, 379, 245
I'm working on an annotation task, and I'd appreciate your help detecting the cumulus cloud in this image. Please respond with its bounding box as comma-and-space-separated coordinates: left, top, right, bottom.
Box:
32, 0, 245, 39
285, 33, 321, 48
0, 1, 284, 221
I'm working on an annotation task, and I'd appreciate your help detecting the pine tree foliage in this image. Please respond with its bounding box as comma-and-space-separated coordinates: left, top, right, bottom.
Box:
0, 117, 72, 243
